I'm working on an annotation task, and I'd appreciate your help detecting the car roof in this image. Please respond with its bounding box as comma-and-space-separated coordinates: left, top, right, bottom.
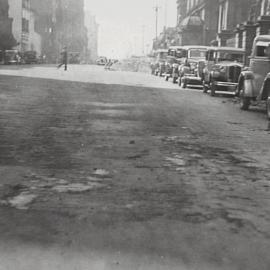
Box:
168, 46, 183, 50
207, 46, 245, 53
182, 45, 209, 50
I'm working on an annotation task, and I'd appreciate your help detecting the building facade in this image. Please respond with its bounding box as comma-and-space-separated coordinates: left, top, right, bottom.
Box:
176, 0, 219, 46
8, 0, 41, 54
85, 12, 99, 63
0, 0, 16, 51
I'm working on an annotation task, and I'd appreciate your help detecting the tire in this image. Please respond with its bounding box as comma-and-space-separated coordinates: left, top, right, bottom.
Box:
210, 82, 216, 96
267, 96, 270, 120
239, 86, 251, 110
165, 76, 169, 81
173, 77, 177, 84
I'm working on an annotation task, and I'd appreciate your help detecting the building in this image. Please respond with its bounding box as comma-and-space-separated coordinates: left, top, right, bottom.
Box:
217, 0, 254, 46
0, 0, 17, 51
153, 27, 179, 50
226, 0, 270, 59
8, 0, 41, 54
176, 0, 219, 46
29, 0, 88, 63
85, 12, 99, 63
29, 0, 57, 62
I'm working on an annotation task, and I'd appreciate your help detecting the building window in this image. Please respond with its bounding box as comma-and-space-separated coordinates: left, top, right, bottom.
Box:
22, 18, 29, 33
22, 0, 30, 9
218, 0, 228, 32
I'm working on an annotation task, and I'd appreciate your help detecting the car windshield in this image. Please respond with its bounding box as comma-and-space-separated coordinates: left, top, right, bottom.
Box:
217, 51, 244, 63
189, 49, 206, 58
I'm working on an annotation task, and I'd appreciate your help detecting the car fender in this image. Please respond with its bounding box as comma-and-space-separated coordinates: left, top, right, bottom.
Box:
260, 73, 270, 100
238, 71, 256, 97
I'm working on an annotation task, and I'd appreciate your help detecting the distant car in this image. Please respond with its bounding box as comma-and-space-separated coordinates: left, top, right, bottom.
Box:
203, 47, 245, 96
178, 46, 208, 88
96, 57, 107, 65
4, 50, 21, 64
164, 46, 185, 83
23, 51, 38, 64
153, 49, 168, 76
69, 52, 80, 64
236, 35, 270, 119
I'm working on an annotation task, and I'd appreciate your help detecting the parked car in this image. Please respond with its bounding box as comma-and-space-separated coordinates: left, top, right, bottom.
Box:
68, 52, 80, 64
236, 35, 270, 119
178, 46, 208, 88
164, 46, 185, 83
4, 50, 21, 64
96, 56, 107, 65
153, 49, 168, 76
23, 50, 38, 64
203, 47, 245, 96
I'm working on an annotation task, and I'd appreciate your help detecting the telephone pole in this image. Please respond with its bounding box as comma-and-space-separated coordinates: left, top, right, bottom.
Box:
153, 5, 161, 40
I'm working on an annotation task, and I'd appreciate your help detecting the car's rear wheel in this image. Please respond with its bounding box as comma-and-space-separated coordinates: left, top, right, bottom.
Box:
239, 83, 251, 110
165, 76, 169, 81
173, 77, 177, 84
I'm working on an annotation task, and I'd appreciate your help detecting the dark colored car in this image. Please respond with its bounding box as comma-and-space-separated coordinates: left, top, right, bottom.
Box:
203, 47, 245, 96
153, 49, 168, 76
236, 35, 270, 119
23, 51, 38, 64
164, 46, 185, 83
178, 46, 208, 88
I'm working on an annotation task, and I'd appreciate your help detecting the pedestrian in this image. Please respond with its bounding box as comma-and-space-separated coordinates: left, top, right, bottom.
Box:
57, 47, 68, 70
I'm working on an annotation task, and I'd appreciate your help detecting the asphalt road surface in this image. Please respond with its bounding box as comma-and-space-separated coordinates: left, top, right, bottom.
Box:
0, 65, 270, 270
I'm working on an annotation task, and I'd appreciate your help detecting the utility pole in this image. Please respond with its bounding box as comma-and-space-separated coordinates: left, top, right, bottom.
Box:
153, 5, 161, 40
142, 25, 145, 55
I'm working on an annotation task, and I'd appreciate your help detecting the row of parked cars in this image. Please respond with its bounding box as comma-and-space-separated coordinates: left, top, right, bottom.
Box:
0, 50, 42, 65
150, 35, 270, 120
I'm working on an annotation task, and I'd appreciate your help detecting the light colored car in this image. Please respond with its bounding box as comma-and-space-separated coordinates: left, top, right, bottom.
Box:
236, 35, 270, 119
203, 47, 245, 96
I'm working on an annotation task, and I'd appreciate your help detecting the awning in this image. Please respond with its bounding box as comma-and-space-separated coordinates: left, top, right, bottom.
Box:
180, 16, 204, 29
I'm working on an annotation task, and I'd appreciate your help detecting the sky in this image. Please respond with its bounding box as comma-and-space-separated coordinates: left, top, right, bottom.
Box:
84, 0, 177, 58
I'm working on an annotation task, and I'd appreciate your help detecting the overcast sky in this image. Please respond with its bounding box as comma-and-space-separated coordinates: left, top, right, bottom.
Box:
84, 0, 177, 58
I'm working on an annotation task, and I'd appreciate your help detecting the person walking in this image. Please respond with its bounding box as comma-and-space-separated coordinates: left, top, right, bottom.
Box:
57, 47, 68, 70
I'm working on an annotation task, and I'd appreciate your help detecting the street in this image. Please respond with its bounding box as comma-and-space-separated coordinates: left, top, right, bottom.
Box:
0, 65, 270, 270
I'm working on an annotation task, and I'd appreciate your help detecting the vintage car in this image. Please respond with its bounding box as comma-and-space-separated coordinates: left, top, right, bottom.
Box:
164, 46, 185, 83
96, 56, 107, 65
4, 50, 21, 64
23, 50, 38, 64
153, 49, 168, 76
203, 47, 245, 96
236, 35, 270, 119
178, 45, 208, 88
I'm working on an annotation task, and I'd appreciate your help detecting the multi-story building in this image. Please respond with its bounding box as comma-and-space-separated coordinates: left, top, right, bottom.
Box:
8, 0, 41, 54
177, 0, 219, 46
0, 0, 17, 52
232, 0, 270, 58
85, 12, 99, 63
217, 0, 254, 47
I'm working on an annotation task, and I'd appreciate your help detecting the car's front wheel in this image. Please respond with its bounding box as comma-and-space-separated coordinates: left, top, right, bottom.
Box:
239, 83, 251, 110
